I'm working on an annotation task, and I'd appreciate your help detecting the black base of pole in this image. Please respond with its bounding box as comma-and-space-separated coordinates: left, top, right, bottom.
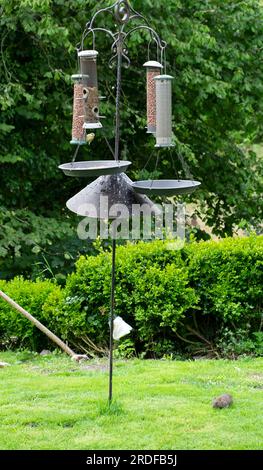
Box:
109, 239, 116, 404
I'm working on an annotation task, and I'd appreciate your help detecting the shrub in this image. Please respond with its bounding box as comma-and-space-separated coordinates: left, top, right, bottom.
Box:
186, 235, 262, 322
0, 236, 262, 357
216, 328, 263, 359
0, 278, 62, 350
177, 235, 263, 356
61, 241, 198, 355
59, 236, 263, 357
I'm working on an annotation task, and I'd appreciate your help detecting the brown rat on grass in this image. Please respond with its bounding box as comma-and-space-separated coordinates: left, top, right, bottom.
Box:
212, 394, 233, 409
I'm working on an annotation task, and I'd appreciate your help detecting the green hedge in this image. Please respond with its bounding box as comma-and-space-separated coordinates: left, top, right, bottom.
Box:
184, 236, 263, 357
0, 236, 262, 357
0, 278, 63, 350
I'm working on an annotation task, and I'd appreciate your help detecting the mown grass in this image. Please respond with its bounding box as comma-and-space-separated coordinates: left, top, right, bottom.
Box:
0, 352, 262, 450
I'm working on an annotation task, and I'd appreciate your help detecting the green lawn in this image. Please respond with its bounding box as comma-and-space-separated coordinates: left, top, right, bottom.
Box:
0, 352, 262, 450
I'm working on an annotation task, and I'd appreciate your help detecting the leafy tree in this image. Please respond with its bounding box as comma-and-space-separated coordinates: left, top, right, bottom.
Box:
0, 0, 263, 278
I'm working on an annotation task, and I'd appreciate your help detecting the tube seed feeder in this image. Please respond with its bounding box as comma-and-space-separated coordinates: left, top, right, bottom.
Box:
154, 74, 174, 148
143, 60, 163, 134
78, 50, 102, 129
70, 74, 87, 145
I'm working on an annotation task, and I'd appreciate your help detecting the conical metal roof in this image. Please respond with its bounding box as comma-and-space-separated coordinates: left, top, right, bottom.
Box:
66, 173, 161, 219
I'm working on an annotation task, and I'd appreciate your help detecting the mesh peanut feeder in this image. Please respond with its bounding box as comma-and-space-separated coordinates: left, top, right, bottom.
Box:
154, 74, 174, 148
143, 61, 163, 134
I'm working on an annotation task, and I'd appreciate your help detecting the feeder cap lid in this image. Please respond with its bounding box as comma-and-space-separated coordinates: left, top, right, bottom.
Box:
143, 60, 163, 69
78, 50, 98, 58
154, 74, 174, 80
71, 74, 89, 80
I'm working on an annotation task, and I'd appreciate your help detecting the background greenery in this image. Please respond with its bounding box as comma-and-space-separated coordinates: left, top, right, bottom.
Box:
0, 0, 263, 279
0, 235, 262, 358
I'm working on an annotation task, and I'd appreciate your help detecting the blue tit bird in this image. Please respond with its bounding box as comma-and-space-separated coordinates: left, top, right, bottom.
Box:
86, 133, 95, 145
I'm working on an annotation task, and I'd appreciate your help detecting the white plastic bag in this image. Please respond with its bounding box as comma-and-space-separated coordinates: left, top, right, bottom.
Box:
113, 316, 133, 340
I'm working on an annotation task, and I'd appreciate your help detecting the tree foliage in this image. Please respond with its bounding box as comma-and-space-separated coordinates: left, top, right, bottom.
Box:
0, 0, 263, 277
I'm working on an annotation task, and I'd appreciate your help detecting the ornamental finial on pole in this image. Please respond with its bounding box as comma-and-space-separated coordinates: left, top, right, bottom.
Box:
114, 0, 130, 24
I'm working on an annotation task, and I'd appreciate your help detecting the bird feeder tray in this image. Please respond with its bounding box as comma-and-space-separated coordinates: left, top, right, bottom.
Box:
132, 179, 201, 196
59, 160, 132, 178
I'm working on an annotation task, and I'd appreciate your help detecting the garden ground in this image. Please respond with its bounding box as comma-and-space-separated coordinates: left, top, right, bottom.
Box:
0, 352, 262, 450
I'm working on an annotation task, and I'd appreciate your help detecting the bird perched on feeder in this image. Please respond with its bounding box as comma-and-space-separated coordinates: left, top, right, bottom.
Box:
86, 133, 95, 145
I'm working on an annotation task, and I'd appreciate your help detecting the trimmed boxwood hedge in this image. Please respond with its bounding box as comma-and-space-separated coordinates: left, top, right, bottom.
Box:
0, 235, 262, 357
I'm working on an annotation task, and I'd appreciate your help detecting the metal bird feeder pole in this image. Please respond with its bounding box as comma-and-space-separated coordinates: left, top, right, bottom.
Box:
59, 0, 201, 406
109, 237, 116, 403
77, 0, 166, 406
109, 30, 123, 404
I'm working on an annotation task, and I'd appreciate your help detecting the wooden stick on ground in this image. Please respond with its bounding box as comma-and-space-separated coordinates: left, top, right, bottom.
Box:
0, 290, 87, 362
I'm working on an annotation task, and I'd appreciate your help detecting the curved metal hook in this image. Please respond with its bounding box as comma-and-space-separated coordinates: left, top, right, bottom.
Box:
80, 1, 167, 69
81, 27, 116, 51
125, 25, 167, 54
147, 35, 161, 62
81, 28, 96, 51
128, 3, 152, 28
89, 1, 118, 30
